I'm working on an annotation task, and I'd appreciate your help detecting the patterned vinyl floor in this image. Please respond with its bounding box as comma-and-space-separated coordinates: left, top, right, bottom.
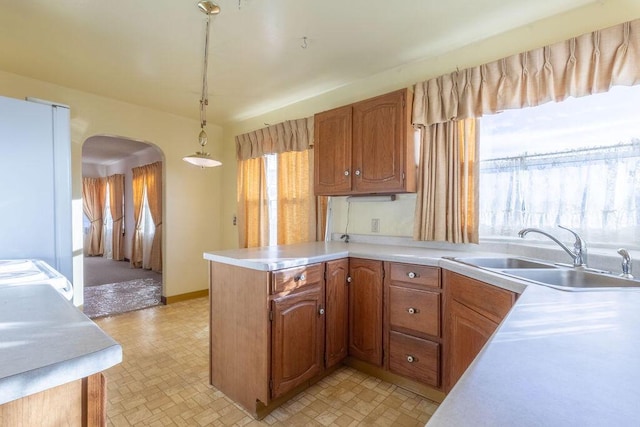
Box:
95, 297, 439, 426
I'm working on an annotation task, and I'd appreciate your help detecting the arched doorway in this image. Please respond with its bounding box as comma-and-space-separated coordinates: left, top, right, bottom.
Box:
81, 135, 164, 318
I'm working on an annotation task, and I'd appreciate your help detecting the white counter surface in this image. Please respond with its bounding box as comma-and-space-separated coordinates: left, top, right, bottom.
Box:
0, 284, 122, 405
205, 241, 640, 425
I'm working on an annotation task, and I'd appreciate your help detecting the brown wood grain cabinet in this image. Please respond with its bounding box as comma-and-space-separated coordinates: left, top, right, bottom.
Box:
314, 88, 416, 196
348, 258, 384, 366
443, 270, 517, 392
325, 258, 349, 368
385, 262, 442, 388
271, 284, 324, 398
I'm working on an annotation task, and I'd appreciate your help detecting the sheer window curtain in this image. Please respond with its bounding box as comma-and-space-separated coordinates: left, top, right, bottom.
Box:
107, 174, 125, 261
412, 19, 640, 243
144, 162, 162, 272
130, 162, 163, 270
277, 149, 316, 245
237, 157, 269, 248
82, 177, 106, 256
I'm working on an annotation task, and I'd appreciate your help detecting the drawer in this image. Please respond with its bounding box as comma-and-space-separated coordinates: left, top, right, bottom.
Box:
446, 271, 515, 324
271, 263, 323, 294
389, 331, 440, 387
390, 263, 440, 289
389, 286, 440, 337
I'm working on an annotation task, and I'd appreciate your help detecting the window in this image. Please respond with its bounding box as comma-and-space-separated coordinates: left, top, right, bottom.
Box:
479, 85, 640, 247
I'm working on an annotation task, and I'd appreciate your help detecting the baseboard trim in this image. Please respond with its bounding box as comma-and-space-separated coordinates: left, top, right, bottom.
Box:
161, 289, 209, 305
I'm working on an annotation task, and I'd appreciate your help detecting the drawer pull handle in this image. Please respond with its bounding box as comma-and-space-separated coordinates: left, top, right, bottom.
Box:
294, 274, 306, 282
407, 307, 418, 314
407, 272, 419, 279
406, 355, 416, 363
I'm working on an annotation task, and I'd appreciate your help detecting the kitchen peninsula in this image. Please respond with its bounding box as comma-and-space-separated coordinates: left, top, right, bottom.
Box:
205, 241, 640, 425
0, 284, 122, 426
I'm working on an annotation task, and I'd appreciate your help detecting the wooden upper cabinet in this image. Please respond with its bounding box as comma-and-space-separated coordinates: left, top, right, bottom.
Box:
314, 105, 352, 195
325, 259, 349, 369
348, 258, 383, 366
314, 88, 415, 196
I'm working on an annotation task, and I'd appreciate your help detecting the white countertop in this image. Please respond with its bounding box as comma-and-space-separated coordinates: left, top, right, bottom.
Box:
205, 241, 640, 425
0, 284, 122, 405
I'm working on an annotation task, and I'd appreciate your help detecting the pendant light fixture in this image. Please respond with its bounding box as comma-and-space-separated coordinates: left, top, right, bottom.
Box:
183, 1, 222, 168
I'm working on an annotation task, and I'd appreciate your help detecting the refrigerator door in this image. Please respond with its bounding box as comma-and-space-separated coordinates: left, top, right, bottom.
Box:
0, 96, 72, 282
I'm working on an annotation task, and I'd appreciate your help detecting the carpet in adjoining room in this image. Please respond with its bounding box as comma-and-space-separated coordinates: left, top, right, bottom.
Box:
83, 278, 162, 319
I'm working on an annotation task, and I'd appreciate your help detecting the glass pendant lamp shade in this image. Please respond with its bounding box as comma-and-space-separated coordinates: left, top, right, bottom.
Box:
183, 1, 222, 168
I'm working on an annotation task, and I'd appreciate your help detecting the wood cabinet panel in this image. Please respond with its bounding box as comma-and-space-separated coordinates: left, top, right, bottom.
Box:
348, 258, 383, 366
389, 286, 440, 338
389, 263, 440, 289
389, 331, 440, 388
271, 284, 324, 399
444, 299, 498, 391
325, 259, 349, 368
447, 271, 515, 324
314, 105, 352, 195
272, 263, 323, 294
353, 89, 411, 194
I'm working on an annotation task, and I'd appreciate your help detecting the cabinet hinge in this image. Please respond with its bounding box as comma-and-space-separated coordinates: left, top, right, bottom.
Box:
269, 379, 274, 392
269, 310, 273, 322
402, 172, 405, 181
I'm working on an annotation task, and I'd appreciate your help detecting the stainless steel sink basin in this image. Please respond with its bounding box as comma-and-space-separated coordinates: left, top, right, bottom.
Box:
454, 257, 555, 269
500, 268, 640, 290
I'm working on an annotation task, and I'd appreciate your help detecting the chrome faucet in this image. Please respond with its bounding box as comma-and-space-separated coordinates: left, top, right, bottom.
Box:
617, 248, 634, 279
518, 225, 588, 268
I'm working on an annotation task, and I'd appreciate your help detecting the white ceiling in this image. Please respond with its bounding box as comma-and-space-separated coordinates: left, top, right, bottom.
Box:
1, 0, 600, 131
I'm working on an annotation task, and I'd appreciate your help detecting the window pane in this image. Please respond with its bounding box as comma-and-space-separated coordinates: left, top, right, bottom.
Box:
479, 85, 640, 246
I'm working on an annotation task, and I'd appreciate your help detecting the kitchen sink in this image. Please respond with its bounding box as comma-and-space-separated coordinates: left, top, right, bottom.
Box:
453, 257, 556, 270
499, 268, 640, 290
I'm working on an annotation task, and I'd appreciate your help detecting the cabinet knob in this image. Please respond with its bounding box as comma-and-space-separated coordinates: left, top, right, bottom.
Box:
354, 169, 361, 176
346, 276, 352, 283
406, 355, 416, 363
407, 272, 418, 279
344, 170, 350, 176
318, 307, 325, 315
294, 273, 306, 282
407, 307, 418, 314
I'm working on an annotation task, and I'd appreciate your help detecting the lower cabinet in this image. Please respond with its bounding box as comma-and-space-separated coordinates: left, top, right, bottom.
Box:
348, 258, 383, 366
443, 270, 517, 392
271, 284, 324, 398
325, 259, 349, 368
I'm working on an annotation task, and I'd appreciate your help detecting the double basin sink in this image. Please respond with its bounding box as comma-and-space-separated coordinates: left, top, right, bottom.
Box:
452, 257, 640, 291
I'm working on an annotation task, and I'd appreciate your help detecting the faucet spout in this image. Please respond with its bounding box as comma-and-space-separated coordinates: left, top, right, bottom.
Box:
518, 225, 588, 268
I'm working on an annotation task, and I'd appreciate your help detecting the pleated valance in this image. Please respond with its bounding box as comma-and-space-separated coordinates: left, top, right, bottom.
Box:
412, 19, 640, 126
235, 117, 314, 160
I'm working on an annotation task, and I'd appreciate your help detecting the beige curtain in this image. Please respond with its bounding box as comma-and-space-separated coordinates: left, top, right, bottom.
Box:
144, 162, 163, 272
236, 117, 314, 160
130, 166, 145, 268
413, 20, 640, 126
237, 157, 269, 248
412, 19, 640, 243
277, 150, 316, 245
107, 174, 125, 260
413, 120, 478, 243
236, 117, 323, 247
82, 177, 106, 256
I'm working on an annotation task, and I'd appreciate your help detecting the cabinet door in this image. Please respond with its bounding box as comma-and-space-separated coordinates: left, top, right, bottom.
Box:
348, 258, 383, 366
314, 105, 352, 195
325, 259, 349, 368
271, 284, 324, 398
444, 299, 499, 392
352, 89, 409, 194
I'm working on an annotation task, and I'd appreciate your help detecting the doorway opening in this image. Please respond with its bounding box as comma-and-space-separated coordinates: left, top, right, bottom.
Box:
81, 135, 164, 318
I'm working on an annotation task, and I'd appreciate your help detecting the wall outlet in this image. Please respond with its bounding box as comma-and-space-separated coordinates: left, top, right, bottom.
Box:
371, 218, 380, 233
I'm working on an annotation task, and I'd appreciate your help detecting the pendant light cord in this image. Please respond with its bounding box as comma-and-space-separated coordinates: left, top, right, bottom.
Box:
200, 13, 211, 129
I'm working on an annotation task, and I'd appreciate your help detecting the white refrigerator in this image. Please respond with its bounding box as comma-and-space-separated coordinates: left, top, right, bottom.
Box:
0, 95, 73, 283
